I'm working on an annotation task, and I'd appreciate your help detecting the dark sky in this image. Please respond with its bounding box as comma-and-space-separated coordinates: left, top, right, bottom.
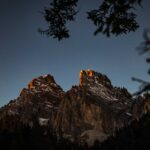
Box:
0, 0, 150, 106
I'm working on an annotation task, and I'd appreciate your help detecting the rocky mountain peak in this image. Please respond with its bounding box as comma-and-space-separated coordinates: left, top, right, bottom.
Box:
79, 69, 112, 88
28, 74, 56, 89
20, 74, 64, 97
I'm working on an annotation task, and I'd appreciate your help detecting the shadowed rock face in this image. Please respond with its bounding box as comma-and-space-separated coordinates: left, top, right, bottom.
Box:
0, 74, 64, 132
55, 70, 133, 145
0, 70, 150, 148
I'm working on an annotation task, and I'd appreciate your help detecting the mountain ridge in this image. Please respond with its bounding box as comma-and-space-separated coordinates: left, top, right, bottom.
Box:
0, 69, 150, 149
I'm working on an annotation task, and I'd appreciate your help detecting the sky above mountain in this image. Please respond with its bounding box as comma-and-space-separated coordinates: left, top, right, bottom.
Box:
0, 0, 150, 106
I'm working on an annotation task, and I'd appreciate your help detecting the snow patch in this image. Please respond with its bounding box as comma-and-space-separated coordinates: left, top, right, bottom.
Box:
89, 86, 118, 101
38, 118, 49, 126
80, 130, 109, 146
126, 112, 132, 116
42, 74, 49, 78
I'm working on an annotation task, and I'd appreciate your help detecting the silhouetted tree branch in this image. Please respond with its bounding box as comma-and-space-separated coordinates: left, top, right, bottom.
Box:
87, 0, 141, 37
138, 29, 150, 55
132, 77, 150, 96
39, 0, 142, 40
132, 29, 150, 96
39, 0, 78, 41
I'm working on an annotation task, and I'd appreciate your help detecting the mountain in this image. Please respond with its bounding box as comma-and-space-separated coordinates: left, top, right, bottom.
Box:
0, 74, 64, 130
0, 70, 150, 150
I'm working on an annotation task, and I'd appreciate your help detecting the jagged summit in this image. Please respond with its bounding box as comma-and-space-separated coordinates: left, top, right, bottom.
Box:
79, 69, 130, 102
79, 69, 112, 88
20, 74, 64, 97
20, 70, 113, 98
28, 74, 56, 89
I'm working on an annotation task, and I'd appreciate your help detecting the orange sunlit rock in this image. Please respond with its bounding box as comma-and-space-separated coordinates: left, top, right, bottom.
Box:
28, 80, 34, 89
79, 70, 94, 86
79, 70, 84, 86
86, 69, 94, 77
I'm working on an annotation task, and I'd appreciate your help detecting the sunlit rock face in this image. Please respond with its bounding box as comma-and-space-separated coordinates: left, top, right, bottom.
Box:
79, 70, 131, 102
0, 70, 150, 148
21, 74, 63, 96
79, 69, 112, 88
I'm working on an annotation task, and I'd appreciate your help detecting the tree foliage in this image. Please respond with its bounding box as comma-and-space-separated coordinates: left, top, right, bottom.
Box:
87, 0, 142, 37
39, 0, 78, 41
132, 29, 150, 96
39, 0, 142, 40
